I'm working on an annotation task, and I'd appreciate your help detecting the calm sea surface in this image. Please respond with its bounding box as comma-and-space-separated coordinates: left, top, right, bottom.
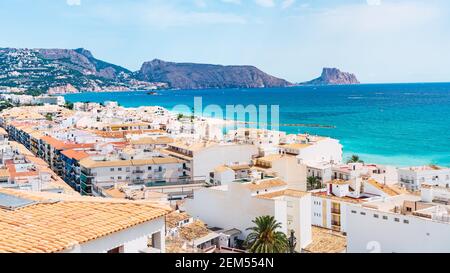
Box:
65, 83, 450, 167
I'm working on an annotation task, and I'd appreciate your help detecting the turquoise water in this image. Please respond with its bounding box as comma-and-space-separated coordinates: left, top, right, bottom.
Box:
64, 83, 450, 167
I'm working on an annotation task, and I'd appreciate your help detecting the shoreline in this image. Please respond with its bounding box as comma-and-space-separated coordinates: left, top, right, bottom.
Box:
63, 91, 450, 168
135, 106, 450, 168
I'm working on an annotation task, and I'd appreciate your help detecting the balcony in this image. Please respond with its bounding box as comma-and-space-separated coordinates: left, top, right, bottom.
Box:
133, 170, 144, 174
331, 208, 341, 214
331, 221, 341, 227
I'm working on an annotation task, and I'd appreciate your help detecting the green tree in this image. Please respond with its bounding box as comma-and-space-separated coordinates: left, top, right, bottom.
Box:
347, 155, 364, 164
307, 176, 322, 190
64, 102, 74, 110
244, 216, 289, 253
177, 113, 184, 120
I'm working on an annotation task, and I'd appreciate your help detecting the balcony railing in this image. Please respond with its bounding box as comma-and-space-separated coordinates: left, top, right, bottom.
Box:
331, 209, 341, 214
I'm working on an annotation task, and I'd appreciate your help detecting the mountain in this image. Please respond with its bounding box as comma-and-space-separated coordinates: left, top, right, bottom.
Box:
301, 68, 360, 85
136, 59, 292, 89
0, 48, 291, 94
0, 48, 163, 94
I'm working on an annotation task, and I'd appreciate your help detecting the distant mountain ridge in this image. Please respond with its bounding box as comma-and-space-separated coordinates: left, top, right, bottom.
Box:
301, 68, 360, 85
0, 48, 291, 94
0, 48, 163, 94
137, 59, 292, 89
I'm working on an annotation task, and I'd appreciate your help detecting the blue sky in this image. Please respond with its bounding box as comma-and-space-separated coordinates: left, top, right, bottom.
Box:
1, 0, 450, 83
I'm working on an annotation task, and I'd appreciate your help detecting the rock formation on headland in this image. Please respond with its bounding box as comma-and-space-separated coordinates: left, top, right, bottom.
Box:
136, 59, 292, 89
301, 68, 360, 85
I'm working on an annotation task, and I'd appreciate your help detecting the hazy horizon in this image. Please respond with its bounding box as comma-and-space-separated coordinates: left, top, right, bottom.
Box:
2, 0, 450, 83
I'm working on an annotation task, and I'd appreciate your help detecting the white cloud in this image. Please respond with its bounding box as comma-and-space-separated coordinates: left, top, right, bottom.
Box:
254, 0, 275, 8
281, 0, 295, 9
66, 0, 81, 6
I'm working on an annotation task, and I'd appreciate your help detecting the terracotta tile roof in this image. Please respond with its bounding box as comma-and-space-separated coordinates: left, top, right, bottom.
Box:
244, 178, 287, 191
79, 157, 184, 169
166, 211, 191, 229
40, 136, 94, 150
326, 179, 351, 185
178, 220, 210, 241
129, 136, 174, 145
279, 143, 311, 150
257, 189, 309, 199
365, 179, 400, 196
312, 191, 368, 204
60, 149, 90, 161
103, 188, 127, 199
0, 188, 171, 253
304, 227, 347, 253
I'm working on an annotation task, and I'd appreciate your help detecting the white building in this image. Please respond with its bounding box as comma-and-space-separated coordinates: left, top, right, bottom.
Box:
346, 185, 450, 253
398, 165, 450, 191
79, 155, 187, 196
183, 177, 312, 252
279, 135, 343, 165
34, 95, 66, 106
311, 178, 401, 233
164, 141, 258, 181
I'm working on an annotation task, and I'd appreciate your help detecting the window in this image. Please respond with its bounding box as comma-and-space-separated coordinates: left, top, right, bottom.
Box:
110, 177, 115, 180
118, 176, 122, 180
360, 212, 366, 216
351, 210, 357, 214
148, 166, 152, 171
126, 167, 130, 172
110, 168, 114, 172
406, 207, 412, 212
118, 168, 122, 171
382, 216, 388, 220
394, 218, 400, 222
374, 214, 379, 218
404, 220, 409, 224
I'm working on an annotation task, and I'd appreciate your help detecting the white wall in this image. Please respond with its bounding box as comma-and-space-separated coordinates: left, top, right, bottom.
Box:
193, 144, 258, 180
298, 139, 343, 164
346, 205, 450, 253
399, 168, 450, 190
271, 157, 307, 191
60, 216, 166, 253
184, 184, 282, 240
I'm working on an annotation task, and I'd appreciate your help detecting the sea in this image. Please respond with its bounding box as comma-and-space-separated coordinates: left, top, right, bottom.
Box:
64, 83, 450, 167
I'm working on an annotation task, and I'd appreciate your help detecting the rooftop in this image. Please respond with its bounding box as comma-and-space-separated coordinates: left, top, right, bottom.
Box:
244, 178, 287, 191
304, 227, 347, 253
0, 188, 171, 253
256, 189, 309, 200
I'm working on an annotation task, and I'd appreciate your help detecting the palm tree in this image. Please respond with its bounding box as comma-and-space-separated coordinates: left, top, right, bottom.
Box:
347, 154, 364, 164
244, 216, 289, 253
307, 176, 322, 190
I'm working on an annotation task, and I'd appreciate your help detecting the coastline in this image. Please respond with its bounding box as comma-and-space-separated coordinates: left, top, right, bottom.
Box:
63, 85, 450, 168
